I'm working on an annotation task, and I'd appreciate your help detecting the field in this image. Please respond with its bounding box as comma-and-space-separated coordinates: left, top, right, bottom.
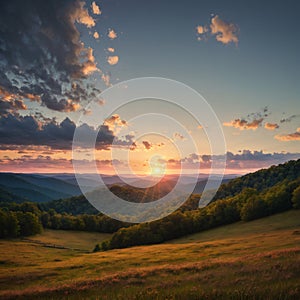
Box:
23, 230, 112, 252
0, 210, 300, 299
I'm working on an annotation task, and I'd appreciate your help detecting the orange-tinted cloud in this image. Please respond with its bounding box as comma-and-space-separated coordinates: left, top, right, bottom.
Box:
91, 1, 101, 15
104, 114, 127, 132
173, 132, 185, 141
108, 29, 117, 39
264, 122, 279, 130
64, 99, 80, 112
93, 31, 99, 39
74, 1, 95, 28
97, 98, 105, 106
210, 15, 238, 45
275, 128, 300, 141
82, 48, 99, 75
25, 93, 41, 102
107, 47, 115, 53
196, 25, 207, 34
142, 141, 152, 150
107, 56, 119, 65
0, 86, 27, 114
101, 73, 111, 87
223, 118, 263, 130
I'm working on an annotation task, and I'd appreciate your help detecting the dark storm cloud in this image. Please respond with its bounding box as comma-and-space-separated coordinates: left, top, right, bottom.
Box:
0, 0, 100, 114
0, 114, 134, 150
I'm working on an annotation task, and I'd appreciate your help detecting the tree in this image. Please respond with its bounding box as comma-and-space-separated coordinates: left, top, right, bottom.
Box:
16, 212, 42, 236
6, 212, 20, 237
240, 196, 268, 221
292, 186, 300, 209
263, 184, 292, 213
0, 209, 19, 238
93, 244, 101, 252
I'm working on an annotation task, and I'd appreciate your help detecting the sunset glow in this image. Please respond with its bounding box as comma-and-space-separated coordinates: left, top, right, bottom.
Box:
0, 0, 299, 176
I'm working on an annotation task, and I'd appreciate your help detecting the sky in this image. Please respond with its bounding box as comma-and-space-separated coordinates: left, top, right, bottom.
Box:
0, 0, 299, 175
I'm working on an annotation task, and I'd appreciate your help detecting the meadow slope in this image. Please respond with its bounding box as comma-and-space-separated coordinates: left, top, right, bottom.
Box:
0, 210, 299, 299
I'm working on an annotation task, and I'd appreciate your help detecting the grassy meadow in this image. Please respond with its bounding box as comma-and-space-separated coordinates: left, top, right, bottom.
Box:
24, 230, 112, 252
0, 210, 299, 299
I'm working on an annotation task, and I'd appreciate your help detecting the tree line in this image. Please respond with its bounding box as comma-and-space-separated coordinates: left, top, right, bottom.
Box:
95, 176, 300, 251
0, 207, 42, 238
0, 201, 131, 238
0, 159, 299, 242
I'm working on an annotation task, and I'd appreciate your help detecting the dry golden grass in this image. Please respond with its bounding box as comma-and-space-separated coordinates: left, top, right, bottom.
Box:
25, 229, 112, 251
0, 210, 300, 299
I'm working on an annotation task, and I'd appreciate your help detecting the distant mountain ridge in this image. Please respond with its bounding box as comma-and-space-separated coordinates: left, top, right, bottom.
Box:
0, 173, 82, 202
0, 172, 237, 204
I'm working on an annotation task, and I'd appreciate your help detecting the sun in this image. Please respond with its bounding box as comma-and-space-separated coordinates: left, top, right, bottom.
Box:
151, 166, 165, 177
149, 155, 166, 177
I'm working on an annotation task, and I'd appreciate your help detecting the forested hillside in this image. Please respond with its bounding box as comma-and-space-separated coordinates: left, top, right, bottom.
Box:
0, 159, 299, 245
95, 159, 300, 251
212, 159, 300, 200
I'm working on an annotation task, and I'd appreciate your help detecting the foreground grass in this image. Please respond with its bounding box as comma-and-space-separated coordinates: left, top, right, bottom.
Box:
0, 210, 299, 299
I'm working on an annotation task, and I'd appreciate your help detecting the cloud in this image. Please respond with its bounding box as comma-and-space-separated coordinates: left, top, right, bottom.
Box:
280, 114, 299, 123
101, 73, 111, 87
264, 122, 279, 130
138, 140, 165, 151
93, 31, 100, 39
97, 98, 105, 106
196, 25, 208, 41
210, 15, 239, 45
91, 1, 101, 15
129, 142, 138, 151
82, 47, 99, 76
275, 128, 300, 141
74, 1, 95, 27
0, 0, 101, 113
0, 87, 27, 115
0, 113, 133, 150
83, 109, 92, 115
165, 150, 300, 172
108, 29, 117, 39
224, 118, 264, 130
40, 96, 81, 112
173, 132, 186, 141
142, 141, 152, 150
224, 108, 270, 130
196, 25, 208, 35
196, 15, 239, 45
108, 47, 115, 53
104, 114, 127, 132
107, 56, 119, 65
1, 148, 299, 174
0, 156, 126, 173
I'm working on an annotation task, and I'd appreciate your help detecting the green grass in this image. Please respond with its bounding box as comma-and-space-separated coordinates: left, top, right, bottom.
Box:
0, 210, 300, 299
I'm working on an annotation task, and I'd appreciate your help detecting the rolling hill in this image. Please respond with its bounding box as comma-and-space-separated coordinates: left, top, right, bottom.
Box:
0, 173, 83, 202
0, 210, 299, 299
